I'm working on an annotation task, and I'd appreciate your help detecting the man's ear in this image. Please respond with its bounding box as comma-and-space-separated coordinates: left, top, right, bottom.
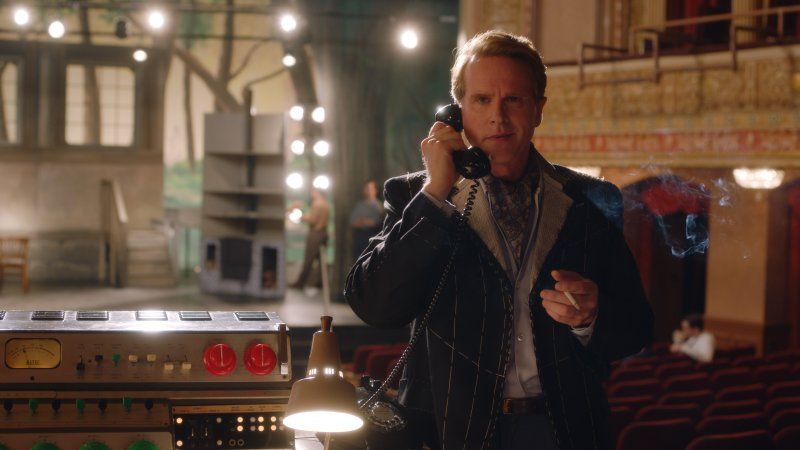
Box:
533, 97, 547, 127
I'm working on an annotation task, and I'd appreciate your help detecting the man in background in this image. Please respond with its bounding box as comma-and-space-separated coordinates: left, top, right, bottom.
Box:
290, 188, 330, 290
349, 180, 384, 262
671, 313, 715, 362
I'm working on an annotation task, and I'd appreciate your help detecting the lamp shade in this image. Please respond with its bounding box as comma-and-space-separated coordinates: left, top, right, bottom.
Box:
283, 316, 363, 433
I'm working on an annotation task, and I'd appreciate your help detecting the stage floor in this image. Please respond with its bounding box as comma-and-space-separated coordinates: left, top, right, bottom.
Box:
0, 281, 364, 328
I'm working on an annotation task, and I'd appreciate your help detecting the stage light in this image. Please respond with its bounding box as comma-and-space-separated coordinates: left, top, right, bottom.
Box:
133, 49, 148, 62
289, 105, 304, 121
286, 172, 304, 190
400, 28, 419, 49
147, 9, 166, 30
312, 175, 330, 190
282, 54, 297, 67
311, 107, 325, 124
290, 139, 305, 155
313, 140, 329, 157
733, 168, 785, 189
288, 208, 303, 224
48, 20, 65, 39
280, 13, 298, 32
13, 7, 30, 27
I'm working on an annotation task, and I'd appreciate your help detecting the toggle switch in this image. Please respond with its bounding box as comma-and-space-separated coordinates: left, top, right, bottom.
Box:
163, 361, 174, 371
98, 399, 107, 413
128, 354, 139, 363
122, 396, 133, 412
144, 399, 154, 411
28, 399, 39, 413
75, 399, 86, 413
2, 400, 12, 413
51, 399, 61, 412
111, 354, 121, 366
146, 354, 157, 363
94, 354, 103, 363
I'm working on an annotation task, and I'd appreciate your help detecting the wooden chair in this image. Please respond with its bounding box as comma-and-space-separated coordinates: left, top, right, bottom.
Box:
0, 237, 29, 293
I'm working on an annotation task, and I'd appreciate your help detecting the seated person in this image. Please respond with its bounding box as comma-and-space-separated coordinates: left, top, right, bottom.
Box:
670, 313, 715, 362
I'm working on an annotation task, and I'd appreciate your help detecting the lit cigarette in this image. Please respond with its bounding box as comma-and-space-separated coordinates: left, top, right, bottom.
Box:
564, 292, 580, 311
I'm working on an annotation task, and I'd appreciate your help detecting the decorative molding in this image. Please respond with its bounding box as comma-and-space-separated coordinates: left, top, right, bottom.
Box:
534, 129, 800, 167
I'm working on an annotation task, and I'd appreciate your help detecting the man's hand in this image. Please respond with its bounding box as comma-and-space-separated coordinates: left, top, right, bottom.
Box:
420, 122, 465, 201
541, 270, 599, 328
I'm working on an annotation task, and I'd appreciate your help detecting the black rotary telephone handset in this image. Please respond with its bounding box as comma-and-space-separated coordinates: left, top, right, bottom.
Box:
435, 104, 491, 179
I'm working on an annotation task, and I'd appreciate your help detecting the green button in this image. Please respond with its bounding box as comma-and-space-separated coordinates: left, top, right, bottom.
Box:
122, 396, 133, 412
28, 399, 39, 413
75, 399, 86, 413
30, 443, 59, 450
126, 440, 157, 450
79, 442, 109, 450
111, 354, 121, 365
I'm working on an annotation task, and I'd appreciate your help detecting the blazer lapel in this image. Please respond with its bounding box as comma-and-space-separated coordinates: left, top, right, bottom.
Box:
528, 155, 574, 288
450, 177, 511, 275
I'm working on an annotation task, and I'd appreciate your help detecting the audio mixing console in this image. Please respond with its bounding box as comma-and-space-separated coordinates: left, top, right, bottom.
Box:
0, 310, 294, 450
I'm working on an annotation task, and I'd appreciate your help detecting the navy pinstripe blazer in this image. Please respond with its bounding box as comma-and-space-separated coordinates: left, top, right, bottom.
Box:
346, 151, 654, 450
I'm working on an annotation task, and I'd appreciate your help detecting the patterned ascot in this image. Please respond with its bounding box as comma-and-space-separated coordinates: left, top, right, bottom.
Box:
483, 151, 539, 269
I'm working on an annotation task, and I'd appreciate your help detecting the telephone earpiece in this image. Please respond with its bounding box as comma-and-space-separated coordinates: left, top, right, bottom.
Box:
435, 104, 491, 179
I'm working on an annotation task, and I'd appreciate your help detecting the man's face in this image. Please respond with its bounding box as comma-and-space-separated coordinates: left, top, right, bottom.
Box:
460, 56, 546, 180
364, 181, 377, 199
681, 320, 699, 337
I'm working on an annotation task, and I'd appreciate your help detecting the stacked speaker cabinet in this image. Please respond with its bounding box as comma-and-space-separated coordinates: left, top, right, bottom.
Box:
201, 111, 286, 298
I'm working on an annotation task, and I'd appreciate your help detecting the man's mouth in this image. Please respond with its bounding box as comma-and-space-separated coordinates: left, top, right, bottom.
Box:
487, 132, 514, 140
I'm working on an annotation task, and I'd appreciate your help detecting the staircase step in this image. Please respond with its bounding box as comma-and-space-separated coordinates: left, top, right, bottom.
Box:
128, 262, 173, 277
127, 274, 177, 288
128, 247, 171, 262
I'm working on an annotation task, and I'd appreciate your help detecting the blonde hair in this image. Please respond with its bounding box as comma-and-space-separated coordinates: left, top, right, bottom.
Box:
450, 30, 547, 102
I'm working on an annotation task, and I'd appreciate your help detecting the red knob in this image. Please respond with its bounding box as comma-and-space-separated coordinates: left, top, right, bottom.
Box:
203, 343, 237, 376
244, 342, 277, 375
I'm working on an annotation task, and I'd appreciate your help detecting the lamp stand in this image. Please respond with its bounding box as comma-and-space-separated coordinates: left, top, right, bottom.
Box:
323, 432, 331, 450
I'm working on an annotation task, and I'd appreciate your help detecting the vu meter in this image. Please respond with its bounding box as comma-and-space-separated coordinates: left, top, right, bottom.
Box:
5, 338, 61, 369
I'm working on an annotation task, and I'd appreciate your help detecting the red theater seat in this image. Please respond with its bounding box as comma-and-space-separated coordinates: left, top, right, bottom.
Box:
716, 347, 756, 360
703, 399, 762, 417
765, 349, 800, 365
655, 361, 694, 380
635, 403, 702, 423
609, 406, 635, 447
754, 363, 792, 384
663, 372, 710, 391
710, 367, 754, 389
694, 359, 730, 374
766, 397, 800, 418
774, 425, 800, 450
659, 390, 714, 410
616, 418, 695, 450
608, 395, 656, 413
768, 380, 800, 399
714, 383, 766, 403
348, 344, 389, 374
610, 364, 655, 382
685, 429, 774, 450
695, 411, 768, 435
364, 348, 404, 379
608, 378, 661, 398
770, 408, 800, 434
731, 355, 762, 369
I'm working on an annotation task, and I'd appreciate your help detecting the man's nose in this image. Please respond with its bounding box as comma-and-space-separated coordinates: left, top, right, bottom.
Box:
488, 100, 508, 124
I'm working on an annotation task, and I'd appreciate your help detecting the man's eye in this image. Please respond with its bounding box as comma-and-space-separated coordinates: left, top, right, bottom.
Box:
506, 96, 523, 104
475, 96, 490, 104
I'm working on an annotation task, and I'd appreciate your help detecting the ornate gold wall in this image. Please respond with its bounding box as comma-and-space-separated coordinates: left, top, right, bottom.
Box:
535, 45, 800, 167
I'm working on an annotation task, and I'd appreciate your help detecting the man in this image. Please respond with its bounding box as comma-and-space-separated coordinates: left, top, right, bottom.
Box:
290, 188, 330, 290
349, 179, 384, 263
346, 30, 653, 450
671, 314, 714, 362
